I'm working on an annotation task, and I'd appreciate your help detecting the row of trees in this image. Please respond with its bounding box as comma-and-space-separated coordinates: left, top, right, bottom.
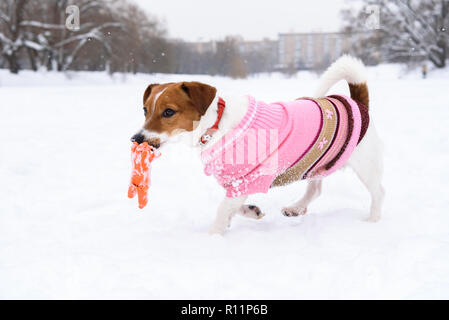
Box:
343, 0, 449, 68
0, 0, 175, 74
2, 0, 448, 75
171, 37, 277, 78
0, 0, 266, 77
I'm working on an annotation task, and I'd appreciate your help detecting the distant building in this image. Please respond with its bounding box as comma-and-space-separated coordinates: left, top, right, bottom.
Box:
278, 31, 377, 70
187, 41, 217, 54
236, 38, 278, 73
181, 31, 379, 73
182, 37, 279, 73
236, 38, 278, 59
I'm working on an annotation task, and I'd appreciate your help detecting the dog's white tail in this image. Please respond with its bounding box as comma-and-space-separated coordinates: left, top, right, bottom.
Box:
313, 55, 369, 108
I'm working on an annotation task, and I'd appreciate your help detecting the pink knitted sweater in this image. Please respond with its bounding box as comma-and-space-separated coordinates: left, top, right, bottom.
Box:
201, 95, 368, 197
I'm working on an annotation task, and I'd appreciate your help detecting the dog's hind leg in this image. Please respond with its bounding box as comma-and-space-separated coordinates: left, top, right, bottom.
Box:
347, 125, 385, 222
282, 179, 322, 217
208, 196, 247, 235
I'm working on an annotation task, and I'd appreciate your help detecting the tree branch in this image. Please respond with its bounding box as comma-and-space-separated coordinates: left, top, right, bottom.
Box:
54, 22, 120, 47
20, 21, 65, 30
0, 10, 10, 24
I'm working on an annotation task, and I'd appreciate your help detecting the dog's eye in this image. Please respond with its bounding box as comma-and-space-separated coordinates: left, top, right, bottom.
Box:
162, 108, 176, 118
143, 107, 147, 117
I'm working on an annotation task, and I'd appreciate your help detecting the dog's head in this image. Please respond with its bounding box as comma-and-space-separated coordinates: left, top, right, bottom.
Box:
131, 81, 217, 148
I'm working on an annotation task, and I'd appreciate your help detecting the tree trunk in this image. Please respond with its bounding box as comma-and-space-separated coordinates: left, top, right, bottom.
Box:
27, 48, 38, 71
6, 54, 20, 74
438, 0, 448, 68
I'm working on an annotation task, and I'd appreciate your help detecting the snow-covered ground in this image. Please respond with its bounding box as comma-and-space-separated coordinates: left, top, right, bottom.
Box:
1, 65, 448, 299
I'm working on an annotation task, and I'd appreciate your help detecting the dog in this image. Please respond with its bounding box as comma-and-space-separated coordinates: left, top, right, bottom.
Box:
131, 55, 385, 234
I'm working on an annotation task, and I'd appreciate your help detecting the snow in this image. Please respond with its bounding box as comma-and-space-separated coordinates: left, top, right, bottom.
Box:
0, 66, 448, 299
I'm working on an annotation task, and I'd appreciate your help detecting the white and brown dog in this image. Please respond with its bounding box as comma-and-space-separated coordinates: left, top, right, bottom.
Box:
131, 55, 385, 234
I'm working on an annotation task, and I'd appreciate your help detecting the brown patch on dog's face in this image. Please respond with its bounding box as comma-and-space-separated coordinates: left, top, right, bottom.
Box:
142, 81, 216, 137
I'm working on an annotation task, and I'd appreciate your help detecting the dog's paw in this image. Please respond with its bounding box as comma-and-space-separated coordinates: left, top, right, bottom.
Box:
240, 205, 265, 219
282, 206, 307, 217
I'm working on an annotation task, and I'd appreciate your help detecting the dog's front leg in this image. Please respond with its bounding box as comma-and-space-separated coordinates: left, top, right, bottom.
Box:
208, 196, 247, 235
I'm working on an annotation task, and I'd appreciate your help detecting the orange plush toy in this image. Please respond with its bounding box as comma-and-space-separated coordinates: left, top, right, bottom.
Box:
128, 142, 161, 209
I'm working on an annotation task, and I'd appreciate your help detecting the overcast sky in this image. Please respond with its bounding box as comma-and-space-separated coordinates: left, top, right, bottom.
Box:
133, 0, 349, 41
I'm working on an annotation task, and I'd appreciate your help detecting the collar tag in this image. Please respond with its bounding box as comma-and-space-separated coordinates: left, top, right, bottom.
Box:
198, 98, 226, 146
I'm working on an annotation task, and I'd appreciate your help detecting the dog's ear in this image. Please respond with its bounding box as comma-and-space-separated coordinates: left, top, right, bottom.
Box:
143, 84, 159, 105
180, 82, 217, 116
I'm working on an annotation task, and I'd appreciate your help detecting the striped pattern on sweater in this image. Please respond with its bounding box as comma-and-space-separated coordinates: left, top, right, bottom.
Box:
201, 95, 369, 197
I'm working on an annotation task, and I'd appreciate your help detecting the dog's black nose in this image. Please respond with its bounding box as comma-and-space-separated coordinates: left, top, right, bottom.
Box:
131, 133, 145, 144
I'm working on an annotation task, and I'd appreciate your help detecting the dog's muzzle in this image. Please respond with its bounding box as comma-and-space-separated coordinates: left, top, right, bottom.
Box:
131, 132, 161, 148
131, 133, 145, 144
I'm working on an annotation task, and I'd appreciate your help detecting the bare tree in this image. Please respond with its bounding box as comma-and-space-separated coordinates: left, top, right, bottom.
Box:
343, 0, 449, 68
0, 0, 122, 73
110, 1, 171, 74
0, 0, 29, 73
214, 37, 248, 78
239, 39, 278, 74
36, 0, 121, 71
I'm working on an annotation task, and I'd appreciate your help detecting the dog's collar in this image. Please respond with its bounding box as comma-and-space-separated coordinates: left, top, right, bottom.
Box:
199, 97, 226, 146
